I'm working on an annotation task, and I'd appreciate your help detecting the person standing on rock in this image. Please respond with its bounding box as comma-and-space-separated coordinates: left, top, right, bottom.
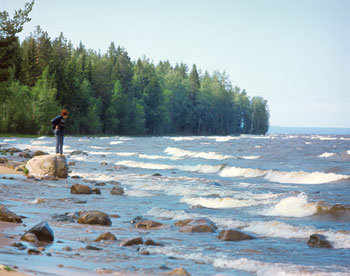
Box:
51, 109, 69, 156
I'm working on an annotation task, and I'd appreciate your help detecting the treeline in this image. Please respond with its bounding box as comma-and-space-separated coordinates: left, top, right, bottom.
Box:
1, 3, 269, 136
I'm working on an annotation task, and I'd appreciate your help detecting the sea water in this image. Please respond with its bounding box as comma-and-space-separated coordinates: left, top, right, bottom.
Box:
1, 134, 349, 275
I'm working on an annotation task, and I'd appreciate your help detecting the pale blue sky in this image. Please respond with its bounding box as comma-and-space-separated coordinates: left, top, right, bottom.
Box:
2, 0, 349, 128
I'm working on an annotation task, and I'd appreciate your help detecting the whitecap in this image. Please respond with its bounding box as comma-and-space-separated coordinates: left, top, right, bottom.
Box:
261, 193, 317, 217
115, 152, 138, 156
139, 153, 181, 160
110, 141, 124, 145
240, 156, 260, 160
165, 147, 233, 160
219, 166, 350, 184
318, 152, 336, 158
4, 139, 16, 142
180, 196, 269, 208
37, 136, 47, 140
115, 160, 175, 170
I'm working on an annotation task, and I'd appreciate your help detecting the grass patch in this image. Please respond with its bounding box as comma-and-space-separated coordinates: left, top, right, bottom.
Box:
23, 167, 29, 175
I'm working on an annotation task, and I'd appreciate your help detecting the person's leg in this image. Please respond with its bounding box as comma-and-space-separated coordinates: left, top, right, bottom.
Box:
58, 135, 64, 155
55, 134, 59, 154
60, 135, 64, 155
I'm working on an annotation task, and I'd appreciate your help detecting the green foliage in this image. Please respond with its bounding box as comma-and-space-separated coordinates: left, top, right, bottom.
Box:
0, 3, 269, 135
23, 167, 29, 174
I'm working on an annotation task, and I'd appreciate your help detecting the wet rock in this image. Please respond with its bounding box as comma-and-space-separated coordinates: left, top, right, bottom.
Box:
307, 234, 333, 248
71, 150, 88, 156
0, 205, 22, 223
94, 182, 106, 187
0, 157, 8, 163
15, 164, 25, 172
68, 162, 76, 166
130, 216, 145, 224
26, 155, 68, 179
160, 265, 171, 270
179, 218, 217, 233
33, 150, 47, 157
175, 219, 193, 227
77, 210, 112, 226
62, 246, 72, 251
95, 232, 117, 242
110, 214, 120, 218
114, 165, 128, 170
191, 204, 205, 209
28, 248, 42, 255
144, 239, 163, 246
41, 175, 58, 181
100, 162, 108, 166
140, 250, 150, 255
21, 233, 38, 243
52, 213, 76, 222
12, 242, 27, 250
120, 237, 143, 246
86, 245, 102, 251
21, 221, 54, 243
152, 173, 162, 177
71, 175, 81, 179
110, 186, 124, 195
218, 230, 255, 241
6, 147, 22, 153
166, 267, 191, 276
135, 220, 163, 230
70, 183, 92, 194
19, 152, 32, 158
92, 187, 101, 195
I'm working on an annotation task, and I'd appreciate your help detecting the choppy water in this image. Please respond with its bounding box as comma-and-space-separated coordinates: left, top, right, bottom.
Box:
1, 134, 350, 275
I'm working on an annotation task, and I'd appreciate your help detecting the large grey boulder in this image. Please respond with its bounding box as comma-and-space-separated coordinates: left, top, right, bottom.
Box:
26, 155, 68, 178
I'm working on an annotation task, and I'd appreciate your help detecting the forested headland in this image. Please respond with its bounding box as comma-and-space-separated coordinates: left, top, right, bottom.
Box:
0, 2, 270, 136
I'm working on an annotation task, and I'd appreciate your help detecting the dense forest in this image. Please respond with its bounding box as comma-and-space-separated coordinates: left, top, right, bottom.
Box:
0, 2, 270, 136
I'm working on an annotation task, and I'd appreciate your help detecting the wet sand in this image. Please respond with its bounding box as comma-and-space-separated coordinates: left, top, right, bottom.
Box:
0, 165, 22, 175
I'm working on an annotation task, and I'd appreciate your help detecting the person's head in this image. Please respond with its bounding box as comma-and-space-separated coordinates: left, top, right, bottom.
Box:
61, 109, 69, 119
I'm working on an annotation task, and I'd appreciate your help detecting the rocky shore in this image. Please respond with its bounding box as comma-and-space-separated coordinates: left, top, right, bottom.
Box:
0, 142, 340, 276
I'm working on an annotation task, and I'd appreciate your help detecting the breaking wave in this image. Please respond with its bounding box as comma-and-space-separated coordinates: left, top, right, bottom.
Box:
261, 193, 318, 217
319, 152, 336, 158
165, 147, 233, 160
219, 166, 349, 184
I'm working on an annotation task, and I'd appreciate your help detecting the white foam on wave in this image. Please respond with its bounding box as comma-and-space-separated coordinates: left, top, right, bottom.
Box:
78, 138, 90, 142
219, 166, 349, 184
31, 140, 52, 145
240, 155, 260, 160
148, 246, 349, 276
261, 193, 317, 217
110, 141, 123, 145
89, 146, 109, 149
241, 220, 350, 249
180, 196, 269, 208
207, 136, 238, 142
347, 150, 350, 155
115, 160, 175, 170
139, 153, 181, 161
89, 151, 112, 155
340, 137, 350, 141
179, 164, 224, 173
318, 152, 336, 158
311, 135, 337, 141
169, 137, 197, 141
213, 257, 349, 276
4, 139, 16, 142
115, 152, 137, 156
37, 136, 47, 140
165, 147, 233, 160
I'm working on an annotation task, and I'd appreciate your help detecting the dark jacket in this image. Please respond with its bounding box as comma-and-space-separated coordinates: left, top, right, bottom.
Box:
51, 115, 66, 135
